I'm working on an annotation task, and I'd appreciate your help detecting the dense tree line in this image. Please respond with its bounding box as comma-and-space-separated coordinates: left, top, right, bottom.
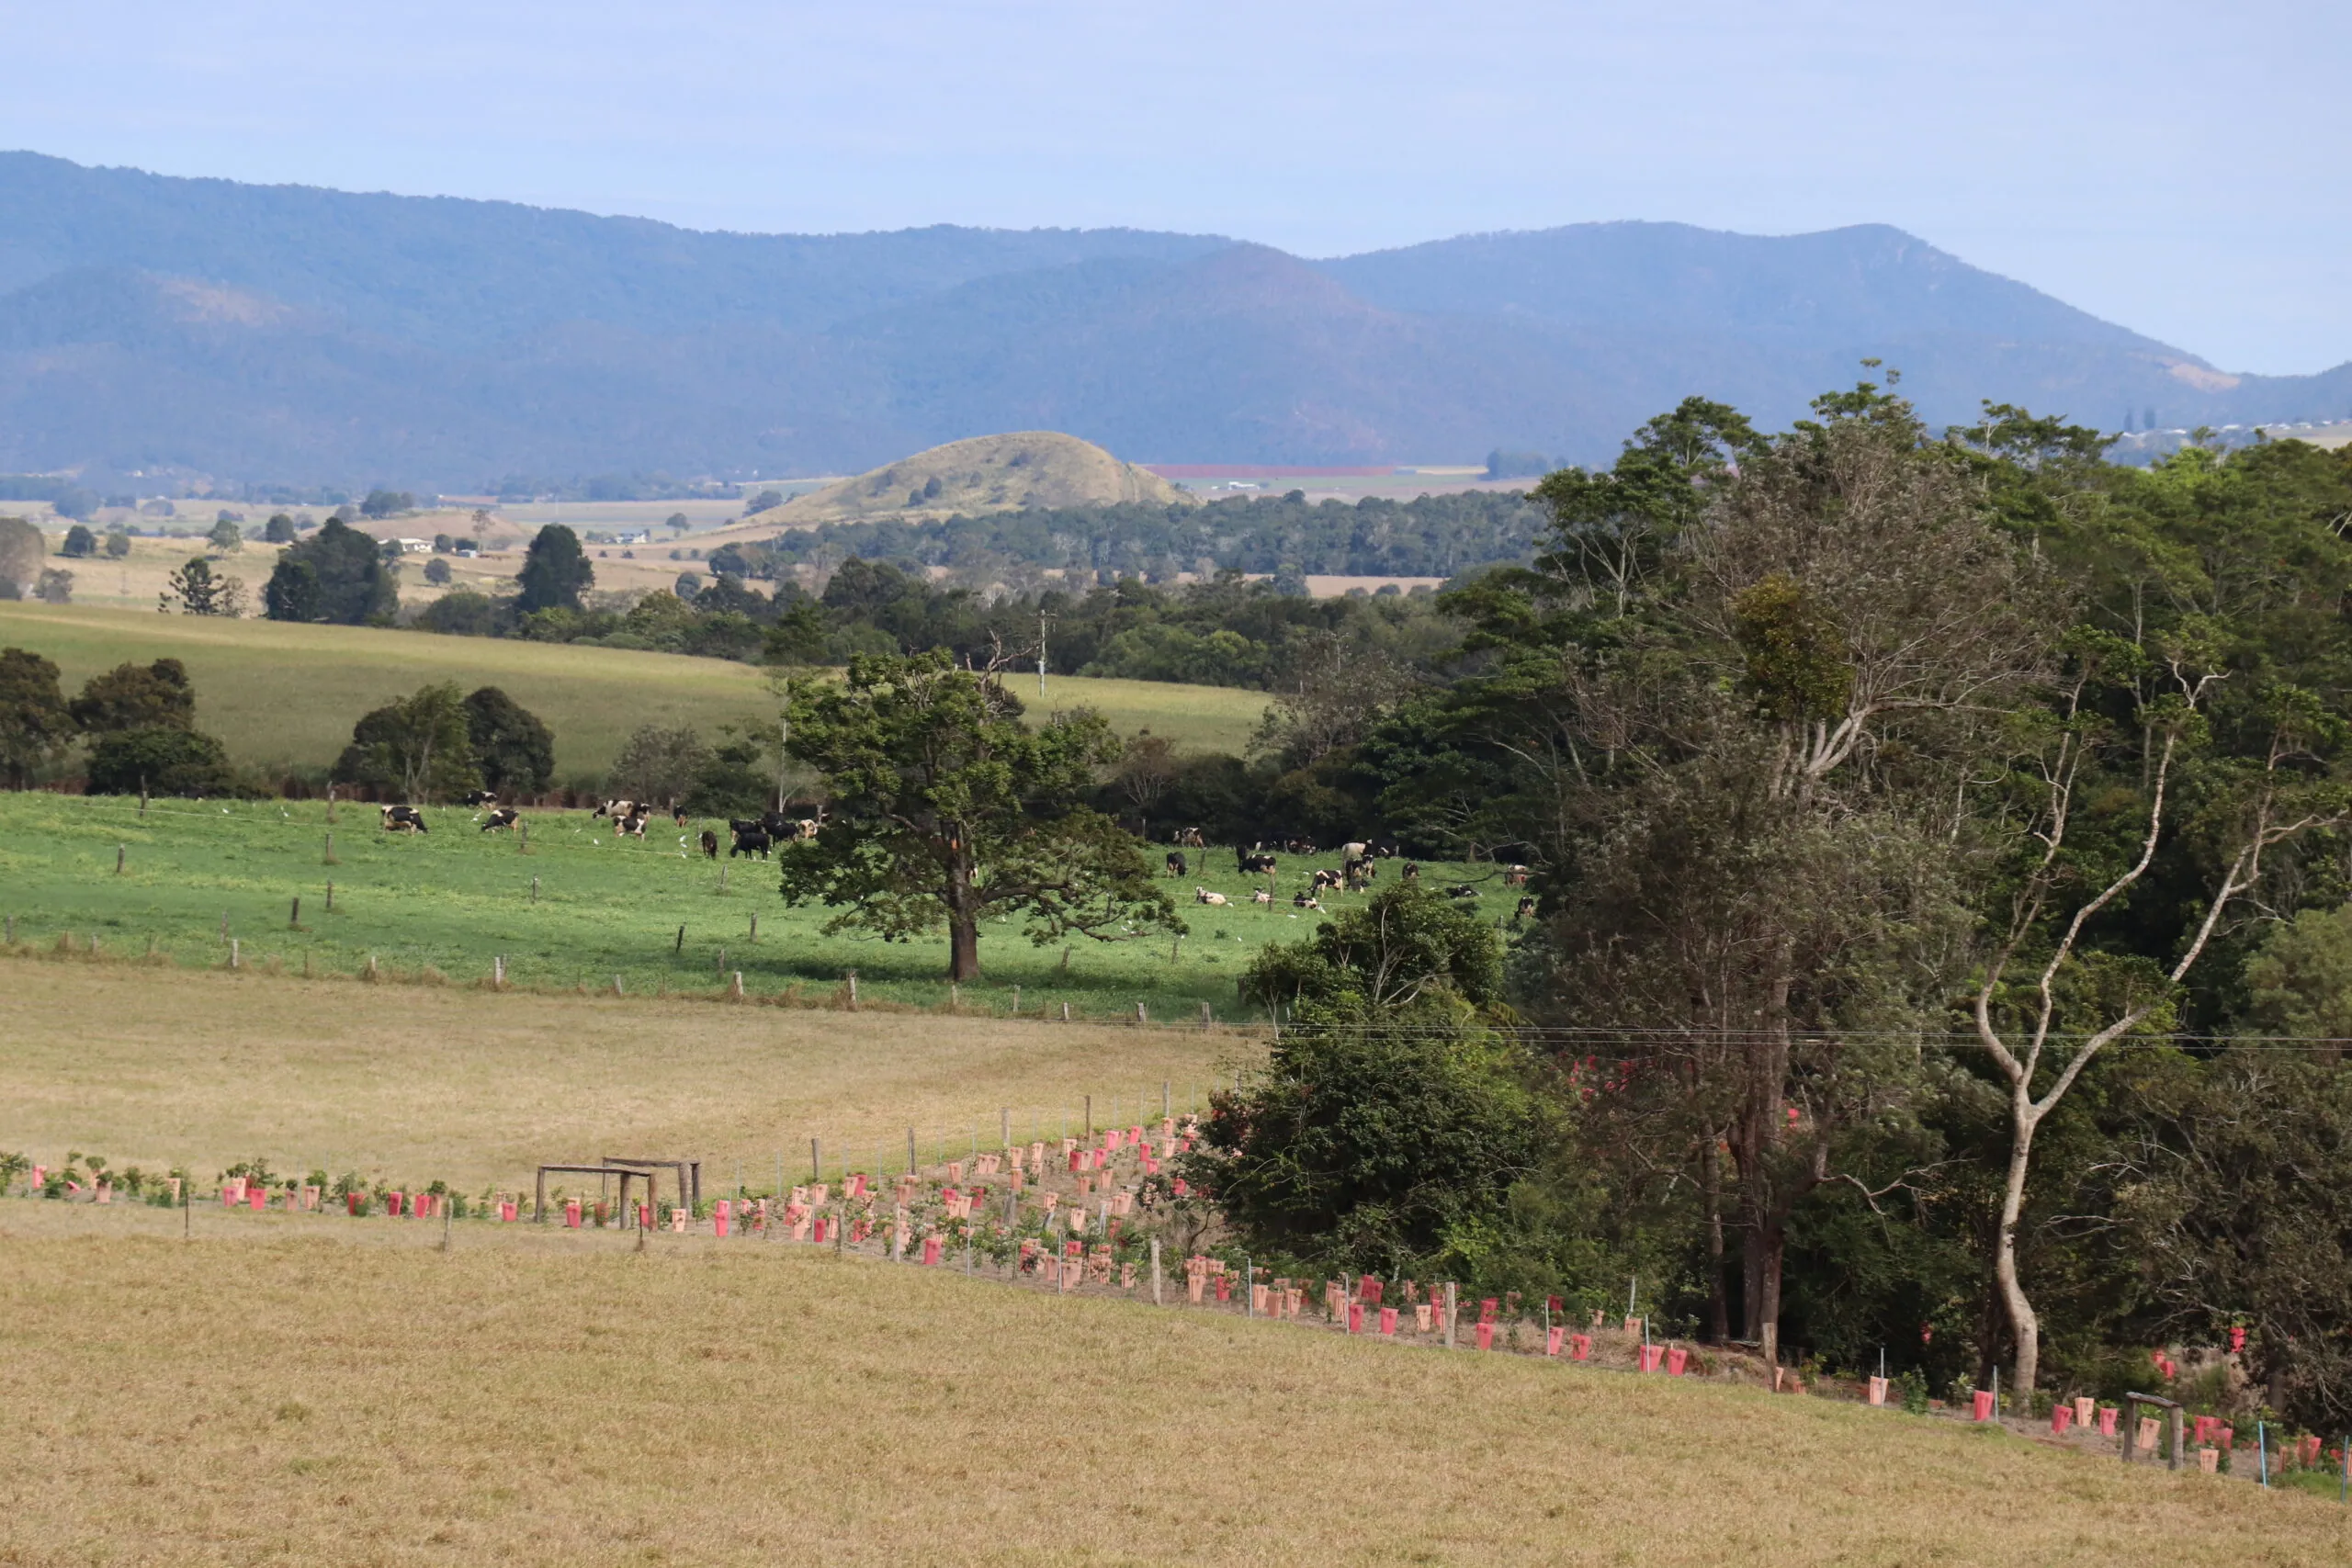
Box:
1171, 389, 2352, 1434
0, 653, 241, 795
707, 489, 1548, 583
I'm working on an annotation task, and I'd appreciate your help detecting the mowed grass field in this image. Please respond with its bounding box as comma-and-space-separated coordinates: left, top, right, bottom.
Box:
0, 963, 1237, 1193
0, 792, 1509, 1015
6, 1207, 2346, 1566
0, 603, 1272, 774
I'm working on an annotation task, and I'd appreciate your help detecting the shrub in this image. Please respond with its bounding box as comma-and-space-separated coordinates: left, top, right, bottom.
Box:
85, 726, 238, 797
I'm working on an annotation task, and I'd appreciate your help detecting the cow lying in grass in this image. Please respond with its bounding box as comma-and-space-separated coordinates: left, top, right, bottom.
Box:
480, 807, 519, 832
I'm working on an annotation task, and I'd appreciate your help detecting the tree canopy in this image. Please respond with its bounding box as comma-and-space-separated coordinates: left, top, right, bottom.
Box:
514, 524, 593, 614
778, 651, 1178, 980
263, 517, 395, 625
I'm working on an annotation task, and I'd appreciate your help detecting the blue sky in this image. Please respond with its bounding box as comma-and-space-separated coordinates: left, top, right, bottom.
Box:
6, 0, 2346, 374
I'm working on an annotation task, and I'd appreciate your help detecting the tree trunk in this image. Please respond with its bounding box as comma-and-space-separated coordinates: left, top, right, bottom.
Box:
1996, 1093, 2043, 1396
1755, 1217, 1784, 1371
945, 843, 982, 983
1702, 1135, 1730, 1343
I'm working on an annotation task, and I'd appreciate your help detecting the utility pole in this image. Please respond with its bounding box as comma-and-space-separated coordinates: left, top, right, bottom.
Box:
1037, 610, 1048, 699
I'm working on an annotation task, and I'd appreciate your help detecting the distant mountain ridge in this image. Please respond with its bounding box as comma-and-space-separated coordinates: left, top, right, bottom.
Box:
0, 151, 2345, 489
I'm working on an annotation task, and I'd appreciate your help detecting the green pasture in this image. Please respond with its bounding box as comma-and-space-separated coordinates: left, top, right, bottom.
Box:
0, 603, 1271, 776
0, 793, 1516, 1015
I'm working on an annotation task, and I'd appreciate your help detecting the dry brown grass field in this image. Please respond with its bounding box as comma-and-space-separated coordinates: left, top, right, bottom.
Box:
5, 1204, 2347, 1567
0, 963, 1240, 1192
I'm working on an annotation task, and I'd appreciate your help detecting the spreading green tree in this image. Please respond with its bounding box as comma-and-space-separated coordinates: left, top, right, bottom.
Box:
0, 516, 43, 599
779, 651, 1178, 981
60, 525, 96, 558
103, 529, 131, 558
0, 646, 73, 787
1201, 886, 1537, 1275
333, 682, 480, 802
461, 687, 555, 796
205, 518, 243, 555
263, 517, 395, 624
70, 659, 195, 732
514, 525, 594, 614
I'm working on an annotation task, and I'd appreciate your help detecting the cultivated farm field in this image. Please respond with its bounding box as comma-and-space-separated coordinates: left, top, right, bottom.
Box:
0, 791, 1512, 1018
6, 1201, 2346, 1566
0, 603, 1273, 774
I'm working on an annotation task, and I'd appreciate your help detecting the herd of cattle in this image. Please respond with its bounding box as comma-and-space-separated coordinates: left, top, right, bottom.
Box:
378, 796, 816, 857
377, 801, 1537, 918
1170, 838, 1536, 920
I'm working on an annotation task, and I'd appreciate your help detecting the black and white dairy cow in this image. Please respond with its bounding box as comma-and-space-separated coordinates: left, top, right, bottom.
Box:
480, 807, 520, 832
380, 804, 427, 833
594, 799, 650, 838
461, 790, 498, 807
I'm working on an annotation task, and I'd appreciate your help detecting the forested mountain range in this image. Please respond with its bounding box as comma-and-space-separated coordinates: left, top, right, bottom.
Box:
2, 151, 2346, 489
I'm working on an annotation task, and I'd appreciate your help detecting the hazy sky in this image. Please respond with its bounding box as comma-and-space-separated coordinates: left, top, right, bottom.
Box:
6, 1, 2346, 374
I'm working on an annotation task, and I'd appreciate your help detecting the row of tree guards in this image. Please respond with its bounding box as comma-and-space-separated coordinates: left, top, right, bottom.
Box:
119, 1145, 2349, 1496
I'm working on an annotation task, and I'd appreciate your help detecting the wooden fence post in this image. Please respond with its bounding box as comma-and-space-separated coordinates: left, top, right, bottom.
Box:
1151, 1236, 1163, 1305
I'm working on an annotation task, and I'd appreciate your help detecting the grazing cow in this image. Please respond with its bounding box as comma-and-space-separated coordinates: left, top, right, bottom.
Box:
379, 804, 427, 834
699, 829, 720, 859
616, 807, 650, 839
1310, 868, 1342, 892
1165, 851, 1188, 877
1251, 888, 1273, 905
729, 822, 773, 859
461, 790, 497, 807
1237, 849, 1277, 875
1445, 884, 1479, 900
673, 806, 689, 828
480, 807, 520, 832
593, 799, 639, 821
1195, 887, 1228, 906
1503, 863, 1530, 888
1176, 827, 1206, 849
1513, 896, 1536, 923
1402, 862, 1420, 882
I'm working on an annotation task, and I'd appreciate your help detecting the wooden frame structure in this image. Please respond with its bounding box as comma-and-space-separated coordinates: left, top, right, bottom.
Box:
599, 1156, 701, 1213
2120, 1390, 2186, 1471
534, 1164, 648, 1224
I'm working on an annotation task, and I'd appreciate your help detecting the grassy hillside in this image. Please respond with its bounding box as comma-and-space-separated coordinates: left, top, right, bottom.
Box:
6, 1208, 2344, 1566
0, 962, 1233, 1190
709, 430, 1184, 536
0, 792, 1503, 1018
0, 603, 1271, 773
